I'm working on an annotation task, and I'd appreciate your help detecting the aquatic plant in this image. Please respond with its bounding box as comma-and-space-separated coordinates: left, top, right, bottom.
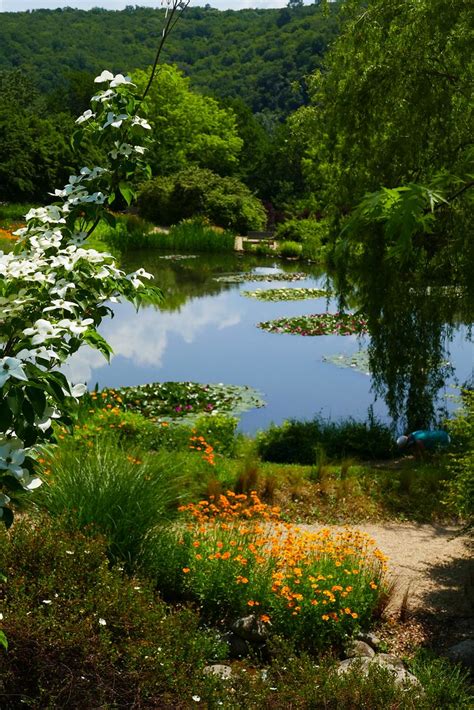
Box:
242, 287, 330, 301
85, 381, 265, 421
258, 312, 368, 336
214, 271, 308, 283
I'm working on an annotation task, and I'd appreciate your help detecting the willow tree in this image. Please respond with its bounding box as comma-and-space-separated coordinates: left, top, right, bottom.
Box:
300, 0, 473, 266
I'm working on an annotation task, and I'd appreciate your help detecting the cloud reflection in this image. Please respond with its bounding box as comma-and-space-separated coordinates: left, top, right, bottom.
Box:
63, 296, 241, 383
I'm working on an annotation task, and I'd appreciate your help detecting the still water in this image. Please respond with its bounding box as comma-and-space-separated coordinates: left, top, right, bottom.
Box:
64, 252, 473, 434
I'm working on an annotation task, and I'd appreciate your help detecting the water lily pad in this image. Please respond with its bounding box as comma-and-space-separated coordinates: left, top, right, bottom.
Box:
157, 254, 198, 260
242, 287, 331, 301
214, 272, 308, 284
322, 350, 371, 375
115, 381, 265, 420
257, 313, 368, 336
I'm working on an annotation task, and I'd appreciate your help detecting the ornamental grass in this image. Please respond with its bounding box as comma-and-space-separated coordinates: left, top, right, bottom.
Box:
147, 491, 389, 651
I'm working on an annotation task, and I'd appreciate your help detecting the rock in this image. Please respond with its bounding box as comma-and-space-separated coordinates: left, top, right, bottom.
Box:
222, 631, 249, 659
373, 653, 406, 671
356, 631, 381, 650
345, 640, 376, 658
204, 664, 232, 680
337, 654, 421, 688
446, 639, 474, 672
231, 614, 269, 644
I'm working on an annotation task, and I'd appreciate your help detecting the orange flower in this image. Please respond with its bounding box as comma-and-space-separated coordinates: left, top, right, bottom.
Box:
182, 568, 190, 574
260, 614, 271, 624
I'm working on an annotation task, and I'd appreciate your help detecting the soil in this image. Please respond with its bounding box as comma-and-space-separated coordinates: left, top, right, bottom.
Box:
302, 520, 474, 652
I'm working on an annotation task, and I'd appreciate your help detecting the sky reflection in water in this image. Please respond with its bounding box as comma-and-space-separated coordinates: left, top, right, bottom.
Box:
64, 254, 473, 433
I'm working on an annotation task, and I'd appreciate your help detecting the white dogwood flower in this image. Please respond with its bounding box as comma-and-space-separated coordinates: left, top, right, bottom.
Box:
0, 357, 29, 387
75, 109, 95, 125
94, 70, 114, 83
103, 112, 128, 129
110, 74, 135, 88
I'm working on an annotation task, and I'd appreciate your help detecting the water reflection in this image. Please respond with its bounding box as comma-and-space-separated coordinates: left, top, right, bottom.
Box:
331, 250, 473, 430
65, 251, 472, 433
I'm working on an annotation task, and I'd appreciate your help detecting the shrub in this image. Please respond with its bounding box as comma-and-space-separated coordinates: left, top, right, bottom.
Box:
145, 492, 388, 651
137, 166, 266, 232
445, 389, 474, 528
0, 517, 226, 708
277, 240, 302, 258
257, 416, 395, 464
275, 218, 330, 244
36, 435, 180, 568
77, 395, 239, 456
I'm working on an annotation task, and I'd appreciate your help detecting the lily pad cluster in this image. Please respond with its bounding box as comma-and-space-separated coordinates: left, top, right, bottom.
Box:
257, 313, 368, 336
322, 350, 371, 375
113, 381, 266, 420
242, 287, 330, 301
214, 272, 308, 284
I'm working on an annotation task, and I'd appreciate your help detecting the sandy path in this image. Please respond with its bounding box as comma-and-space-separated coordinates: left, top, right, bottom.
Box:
301, 521, 473, 620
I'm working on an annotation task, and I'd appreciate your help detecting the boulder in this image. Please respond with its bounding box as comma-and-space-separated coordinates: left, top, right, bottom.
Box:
356, 631, 381, 650
345, 640, 376, 658
231, 614, 269, 644
337, 654, 421, 688
445, 639, 474, 673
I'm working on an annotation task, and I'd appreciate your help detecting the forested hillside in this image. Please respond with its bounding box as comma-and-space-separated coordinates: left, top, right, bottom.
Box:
0, 4, 339, 115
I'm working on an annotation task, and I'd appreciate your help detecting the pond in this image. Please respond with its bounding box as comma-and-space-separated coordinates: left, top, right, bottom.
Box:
64, 251, 473, 434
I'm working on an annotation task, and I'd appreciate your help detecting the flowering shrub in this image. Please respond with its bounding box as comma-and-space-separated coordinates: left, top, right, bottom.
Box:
258, 312, 368, 336
0, 68, 164, 526
149, 491, 389, 650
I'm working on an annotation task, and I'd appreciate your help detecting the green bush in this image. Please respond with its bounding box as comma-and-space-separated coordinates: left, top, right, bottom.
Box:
36, 435, 180, 568
97, 213, 158, 251
277, 240, 302, 258
137, 166, 266, 232
75, 404, 239, 457
257, 415, 395, 464
446, 390, 474, 528
275, 217, 330, 244
0, 517, 226, 708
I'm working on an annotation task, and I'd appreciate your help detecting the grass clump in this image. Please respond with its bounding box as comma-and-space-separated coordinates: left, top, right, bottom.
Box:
257, 415, 395, 464
155, 218, 235, 252
277, 240, 303, 258
36, 434, 179, 568
146, 491, 389, 652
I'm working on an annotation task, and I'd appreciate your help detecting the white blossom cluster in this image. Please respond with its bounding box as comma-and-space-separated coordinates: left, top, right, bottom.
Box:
0, 70, 155, 520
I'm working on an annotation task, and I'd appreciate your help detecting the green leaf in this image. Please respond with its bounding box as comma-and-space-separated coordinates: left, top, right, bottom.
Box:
26, 387, 47, 417
82, 330, 113, 361
119, 181, 134, 206
0, 630, 8, 651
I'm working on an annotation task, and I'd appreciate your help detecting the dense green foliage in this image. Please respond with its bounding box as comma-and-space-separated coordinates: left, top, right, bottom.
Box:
297, 0, 473, 271
446, 391, 474, 529
0, 71, 76, 200
0, 6, 339, 116
137, 167, 267, 232
133, 65, 242, 175
2, 516, 472, 707
257, 416, 395, 464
